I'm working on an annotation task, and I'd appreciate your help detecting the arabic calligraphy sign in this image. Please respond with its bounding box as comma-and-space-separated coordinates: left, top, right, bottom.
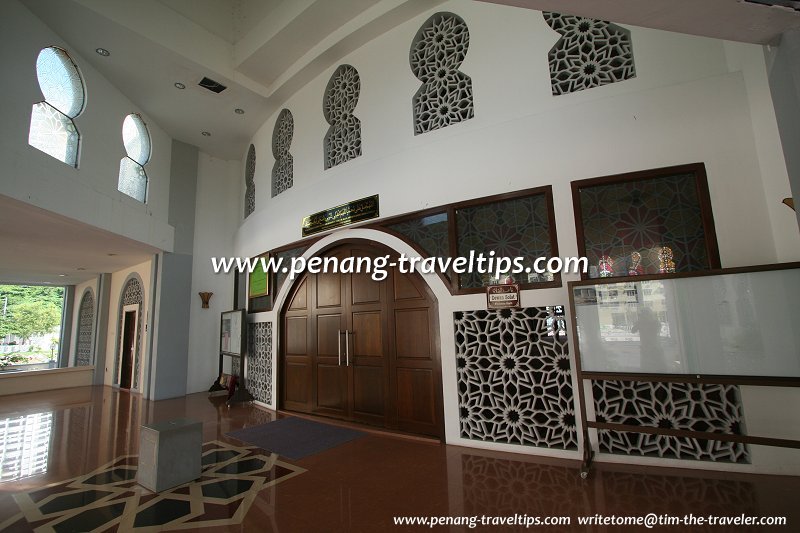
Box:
301, 195, 380, 237
486, 284, 520, 309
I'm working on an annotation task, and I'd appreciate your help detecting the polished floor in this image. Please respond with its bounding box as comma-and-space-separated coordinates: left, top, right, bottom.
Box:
0, 386, 798, 532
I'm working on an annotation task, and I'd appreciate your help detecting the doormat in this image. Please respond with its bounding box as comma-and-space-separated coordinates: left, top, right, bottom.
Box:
225, 417, 365, 460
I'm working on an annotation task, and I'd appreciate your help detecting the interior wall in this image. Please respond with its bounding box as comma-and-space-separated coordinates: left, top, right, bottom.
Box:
186, 154, 242, 394
0, 0, 174, 252
765, 28, 800, 233
102, 260, 152, 389
235, 0, 800, 474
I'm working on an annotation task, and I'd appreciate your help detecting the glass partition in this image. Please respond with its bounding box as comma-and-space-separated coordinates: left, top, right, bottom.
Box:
572, 267, 800, 377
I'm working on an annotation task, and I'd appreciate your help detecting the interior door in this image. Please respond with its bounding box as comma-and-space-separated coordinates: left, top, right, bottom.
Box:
118, 309, 136, 389
280, 241, 443, 439
313, 248, 349, 418
348, 248, 389, 427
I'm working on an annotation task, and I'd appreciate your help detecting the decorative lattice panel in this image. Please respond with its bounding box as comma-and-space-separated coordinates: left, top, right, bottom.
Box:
592, 380, 749, 463
543, 12, 635, 96
244, 144, 256, 218
247, 322, 272, 405
75, 290, 94, 366
323, 65, 362, 169
271, 109, 293, 197
410, 12, 474, 135
114, 278, 143, 390
454, 307, 577, 449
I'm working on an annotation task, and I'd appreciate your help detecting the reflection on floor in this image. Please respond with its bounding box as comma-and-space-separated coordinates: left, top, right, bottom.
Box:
0, 386, 798, 532
2, 440, 303, 531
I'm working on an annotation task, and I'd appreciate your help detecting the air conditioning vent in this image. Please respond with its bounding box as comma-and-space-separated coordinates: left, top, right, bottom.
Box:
198, 77, 227, 94
743, 0, 800, 12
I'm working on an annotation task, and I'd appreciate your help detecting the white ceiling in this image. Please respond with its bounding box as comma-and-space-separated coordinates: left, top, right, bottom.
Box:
7, 0, 800, 287
0, 194, 159, 286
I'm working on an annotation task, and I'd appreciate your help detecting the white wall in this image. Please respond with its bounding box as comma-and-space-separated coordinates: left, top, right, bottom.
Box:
186, 154, 242, 394
69, 278, 98, 366
234, 1, 800, 473
0, 0, 174, 252
103, 260, 152, 390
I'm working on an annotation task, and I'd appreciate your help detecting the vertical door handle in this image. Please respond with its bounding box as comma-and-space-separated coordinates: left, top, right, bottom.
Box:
337, 329, 342, 366
345, 330, 351, 367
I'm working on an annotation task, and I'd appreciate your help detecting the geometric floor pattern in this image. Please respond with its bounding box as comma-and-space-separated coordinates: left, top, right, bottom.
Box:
1, 440, 305, 532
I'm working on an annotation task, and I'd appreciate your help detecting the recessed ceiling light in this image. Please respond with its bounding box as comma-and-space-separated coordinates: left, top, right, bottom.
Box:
202, 131, 211, 137
58, 274, 66, 277
96, 48, 110, 57
234, 108, 245, 115
174, 82, 186, 89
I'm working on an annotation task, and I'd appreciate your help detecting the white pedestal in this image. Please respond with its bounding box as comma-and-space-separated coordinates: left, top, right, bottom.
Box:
137, 418, 202, 492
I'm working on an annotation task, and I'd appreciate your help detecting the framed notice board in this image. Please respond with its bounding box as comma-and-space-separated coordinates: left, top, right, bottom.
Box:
248, 254, 269, 298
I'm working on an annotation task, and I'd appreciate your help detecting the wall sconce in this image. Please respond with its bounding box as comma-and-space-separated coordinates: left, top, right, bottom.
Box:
199, 292, 213, 308
783, 197, 795, 211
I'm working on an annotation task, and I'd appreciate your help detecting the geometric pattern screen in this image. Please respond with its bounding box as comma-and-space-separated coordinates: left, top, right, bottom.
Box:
410, 12, 474, 135
323, 65, 362, 169
543, 12, 635, 96
245, 144, 256, 218
577, 172, 711, 277
271, 109, 294, 197
454, 307, 578, 450
247, 322, 273, 405
75, 290, 94, 367
592, 380, 749, 463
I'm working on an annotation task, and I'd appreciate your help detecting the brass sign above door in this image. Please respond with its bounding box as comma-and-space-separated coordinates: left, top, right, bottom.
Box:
301, 195, 379, 237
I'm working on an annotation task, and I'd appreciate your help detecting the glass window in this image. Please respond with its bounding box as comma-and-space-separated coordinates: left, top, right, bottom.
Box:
28, 47, 85, 167
387, 212, 449, 259
573, 164, 719, 279
118, 114, 151, 203
456, 193, 554, 289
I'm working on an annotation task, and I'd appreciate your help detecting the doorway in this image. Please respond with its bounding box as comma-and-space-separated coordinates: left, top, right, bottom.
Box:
117, 305, 137, 389
280, 242, 443, 438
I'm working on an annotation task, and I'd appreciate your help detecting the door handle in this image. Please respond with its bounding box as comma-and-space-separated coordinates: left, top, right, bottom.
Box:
345, 330, 351, 367
337, 329, 342, 366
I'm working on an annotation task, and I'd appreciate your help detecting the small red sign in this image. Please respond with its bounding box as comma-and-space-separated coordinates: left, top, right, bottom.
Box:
486, 284, 520, 309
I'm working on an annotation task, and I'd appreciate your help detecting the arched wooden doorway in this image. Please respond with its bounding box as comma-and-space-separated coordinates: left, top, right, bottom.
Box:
280, 241, 443, 438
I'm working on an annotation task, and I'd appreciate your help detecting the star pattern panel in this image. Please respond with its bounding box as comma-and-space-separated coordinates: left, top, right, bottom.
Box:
271, 109, 294, 197
248, 322, 273, 405
543, 12, 636, 96
245, 144, 256, 218
593, 380, 749, 463
454, 307, 577, 450
323, 65, 362, 169
75, 290, 94, 366
410, 12, 474, 134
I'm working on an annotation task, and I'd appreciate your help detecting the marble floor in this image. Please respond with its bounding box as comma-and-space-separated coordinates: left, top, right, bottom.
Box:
0, 386, 798, 532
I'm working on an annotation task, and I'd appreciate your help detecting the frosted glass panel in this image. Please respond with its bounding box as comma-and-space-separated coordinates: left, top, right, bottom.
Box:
122, 114, 151, 165
36, 47, 85, 118
118, 157, 148, 202
29, 103, 79, 166
574, 268, 800, 377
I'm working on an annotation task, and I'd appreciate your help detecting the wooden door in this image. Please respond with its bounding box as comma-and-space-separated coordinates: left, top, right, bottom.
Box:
119, 310, 136, 389
280, 242, 442, 438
